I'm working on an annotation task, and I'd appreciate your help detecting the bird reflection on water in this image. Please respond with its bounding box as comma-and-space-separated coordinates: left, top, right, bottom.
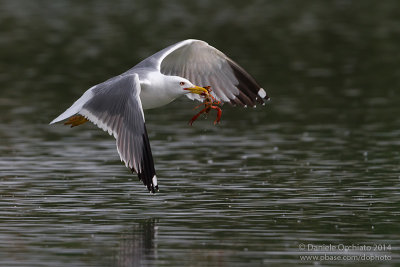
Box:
115, 219, 158, 267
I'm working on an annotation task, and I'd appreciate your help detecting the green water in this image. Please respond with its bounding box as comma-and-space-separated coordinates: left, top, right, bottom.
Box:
1, 0, 399, 266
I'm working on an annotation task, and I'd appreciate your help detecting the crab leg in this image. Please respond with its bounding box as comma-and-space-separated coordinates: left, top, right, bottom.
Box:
188, 107, 210, 126
188, 85, 223, 126
211, 106, 222, 125
192, 102, 206, 110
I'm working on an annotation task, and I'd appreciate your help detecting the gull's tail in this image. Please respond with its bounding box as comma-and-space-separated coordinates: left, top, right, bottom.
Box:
49, 88, 95, 124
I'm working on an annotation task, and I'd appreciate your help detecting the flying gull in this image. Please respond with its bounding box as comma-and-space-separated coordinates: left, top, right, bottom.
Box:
50, 39, 269, 193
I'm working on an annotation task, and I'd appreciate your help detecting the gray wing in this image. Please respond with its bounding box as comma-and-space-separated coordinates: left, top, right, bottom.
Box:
79, 74, 158, 193
141, 39, 269, 107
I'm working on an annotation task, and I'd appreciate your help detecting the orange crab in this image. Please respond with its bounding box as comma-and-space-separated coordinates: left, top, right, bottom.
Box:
188, 86, 222, 126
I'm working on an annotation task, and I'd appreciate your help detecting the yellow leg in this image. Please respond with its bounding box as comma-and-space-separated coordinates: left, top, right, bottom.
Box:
64, 115, 89, 128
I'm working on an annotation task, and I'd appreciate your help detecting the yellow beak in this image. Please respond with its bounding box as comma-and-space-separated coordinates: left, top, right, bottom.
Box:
184, 86, 209, 95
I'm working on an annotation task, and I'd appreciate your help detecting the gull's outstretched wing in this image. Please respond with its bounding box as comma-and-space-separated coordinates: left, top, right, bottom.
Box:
137, 39, 269, 107
51, 74, 157, 193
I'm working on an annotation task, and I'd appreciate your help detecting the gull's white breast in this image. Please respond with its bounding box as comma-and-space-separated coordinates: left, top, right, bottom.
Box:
139, 71, 183, 109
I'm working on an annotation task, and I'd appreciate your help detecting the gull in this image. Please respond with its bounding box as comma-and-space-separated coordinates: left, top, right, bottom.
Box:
50, 39, 269, 193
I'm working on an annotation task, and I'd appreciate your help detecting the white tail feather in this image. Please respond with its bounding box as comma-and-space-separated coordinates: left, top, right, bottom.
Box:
49, 87, 95, 124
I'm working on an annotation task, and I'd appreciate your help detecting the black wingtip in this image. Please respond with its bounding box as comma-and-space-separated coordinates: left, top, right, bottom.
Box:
227, 59, 269, 107
136, 171, 157, 193
133, 124, 158, 193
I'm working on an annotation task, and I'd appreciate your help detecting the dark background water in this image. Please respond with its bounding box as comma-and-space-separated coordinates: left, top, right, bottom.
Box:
1, 0, 399, 266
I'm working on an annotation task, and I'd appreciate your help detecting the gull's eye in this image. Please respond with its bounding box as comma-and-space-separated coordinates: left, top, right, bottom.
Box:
179, 82, 185, 86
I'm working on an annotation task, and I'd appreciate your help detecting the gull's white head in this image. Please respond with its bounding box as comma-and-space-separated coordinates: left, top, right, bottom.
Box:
166, 76, 208, 95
